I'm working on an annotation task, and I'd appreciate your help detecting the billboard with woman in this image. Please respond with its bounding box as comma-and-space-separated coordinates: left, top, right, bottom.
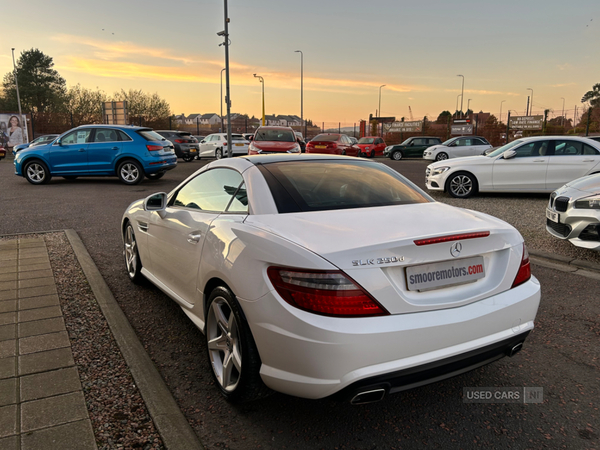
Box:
0, 114, 29, 150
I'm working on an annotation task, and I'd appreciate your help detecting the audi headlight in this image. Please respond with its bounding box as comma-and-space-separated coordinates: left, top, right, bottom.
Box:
575, 195, 600, 209
431, 167, 450, 175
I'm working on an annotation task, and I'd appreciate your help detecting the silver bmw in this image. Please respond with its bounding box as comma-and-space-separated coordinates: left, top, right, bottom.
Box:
546, 173, 600, 250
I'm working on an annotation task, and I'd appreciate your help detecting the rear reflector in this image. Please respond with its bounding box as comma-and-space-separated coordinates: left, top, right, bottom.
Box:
267, 267, 388, 317
511, 243, 531, 288
414, 231, 490, 246
147, 145, 163, 151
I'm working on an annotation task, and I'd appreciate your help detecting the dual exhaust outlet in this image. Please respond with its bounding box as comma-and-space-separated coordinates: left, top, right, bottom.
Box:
349, 341, 525, 405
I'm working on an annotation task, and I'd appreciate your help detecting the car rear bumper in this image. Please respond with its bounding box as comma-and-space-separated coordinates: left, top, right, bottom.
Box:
239, 276, 540, 399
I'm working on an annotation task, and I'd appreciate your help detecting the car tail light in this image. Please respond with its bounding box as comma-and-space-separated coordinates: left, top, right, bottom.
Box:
146, 144, 164, 151
174, 139, 188, 143
267, 267, 389, 317
511, 243, 531, 288
327, 143, 337, 149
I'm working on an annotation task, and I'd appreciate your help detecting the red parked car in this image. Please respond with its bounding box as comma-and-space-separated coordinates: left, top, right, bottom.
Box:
357, 136, 387, 157
305, 133, 360, 156
248, 126, 302, 155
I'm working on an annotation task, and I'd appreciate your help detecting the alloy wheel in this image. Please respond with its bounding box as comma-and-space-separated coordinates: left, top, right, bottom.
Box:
207, 297, 242, 392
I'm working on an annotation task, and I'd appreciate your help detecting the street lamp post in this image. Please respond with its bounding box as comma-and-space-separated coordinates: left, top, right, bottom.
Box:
220, 68, 225, 133
217, 1, 233, 157
499, 100, 506, 124
527, 88, 533, 116
294, 50, 303, 136
254, 74, 265, 126
11, 48, 25, 143
561, 97, 565, 127
378, 85, 386, 118
457, 75, 464, 117
455, 94, 461, 117
467, 98, 472, 115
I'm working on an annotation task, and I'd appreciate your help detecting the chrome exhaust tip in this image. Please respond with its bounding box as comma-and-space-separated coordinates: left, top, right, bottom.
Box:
507, 342, 523, 357
350, 388, 386, 405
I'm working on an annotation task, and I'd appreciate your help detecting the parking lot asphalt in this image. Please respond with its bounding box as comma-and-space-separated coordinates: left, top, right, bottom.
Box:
1, 156, 599, 449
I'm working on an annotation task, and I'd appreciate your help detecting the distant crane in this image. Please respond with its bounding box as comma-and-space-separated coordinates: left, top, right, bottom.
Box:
408, 106, 414, 121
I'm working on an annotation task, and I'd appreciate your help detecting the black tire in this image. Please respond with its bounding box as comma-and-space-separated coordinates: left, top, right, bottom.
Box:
24, 160, 52, 185
205, 286, 271, 402
145, 172, 165, 180
370, 150, 375, 158
356, 151, 362, 157
62, 176, 78, 180
341, 150, 346, 155
117, 160, 143, 185
392, 150, 403, 161
446, 171, 478, 199
182, 155, 194, 162
215, 148, 223, 160
123, 222, 145, 284
435, 152, 449, 161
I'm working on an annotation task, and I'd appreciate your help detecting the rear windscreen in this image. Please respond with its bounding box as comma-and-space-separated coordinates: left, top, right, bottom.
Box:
259, 160, 432, 213
311, 134, 339, 142
138, 130, 167, 141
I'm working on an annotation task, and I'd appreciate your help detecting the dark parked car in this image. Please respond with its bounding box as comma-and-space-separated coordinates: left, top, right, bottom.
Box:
13, 125, 177, 185
12, 134, 60, 155
384, 136, 443, 160
0, 146, 5, 160
155, 130, 199, 162
306, 133, 360, 156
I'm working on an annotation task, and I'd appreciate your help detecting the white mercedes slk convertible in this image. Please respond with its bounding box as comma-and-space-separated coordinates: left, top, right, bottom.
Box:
121, 154, 540, 404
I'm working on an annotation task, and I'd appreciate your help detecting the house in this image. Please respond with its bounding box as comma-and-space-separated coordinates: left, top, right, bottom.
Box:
200, 113, 221, 126
173, 114, 186, 125
185, 114, 202, 125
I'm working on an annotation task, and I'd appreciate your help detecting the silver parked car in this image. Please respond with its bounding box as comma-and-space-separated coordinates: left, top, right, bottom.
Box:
546, 173, 600, 250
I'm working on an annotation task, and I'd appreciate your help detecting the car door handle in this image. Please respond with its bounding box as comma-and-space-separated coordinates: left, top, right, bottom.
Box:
533, 159, 545, 162
187, 233, 202, 244
112, 147, 119, 150
78, 148, 86, 152
583, 159, 595, 162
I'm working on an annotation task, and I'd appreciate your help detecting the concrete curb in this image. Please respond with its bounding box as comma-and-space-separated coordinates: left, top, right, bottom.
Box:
65, 229, 203, 450
529, 249, 600, 279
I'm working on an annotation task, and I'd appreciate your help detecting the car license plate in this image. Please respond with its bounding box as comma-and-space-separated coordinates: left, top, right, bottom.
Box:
189, 149, 196, 153
546, 208, 559, 223
315, 145, 326, 149
235, 143, 244, 146
405, 256, 485, 291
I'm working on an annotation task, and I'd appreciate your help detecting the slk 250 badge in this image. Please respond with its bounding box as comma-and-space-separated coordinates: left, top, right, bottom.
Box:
352, 256, 405, 266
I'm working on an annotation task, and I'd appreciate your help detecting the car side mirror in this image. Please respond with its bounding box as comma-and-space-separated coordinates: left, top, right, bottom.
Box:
248, 136, 253, 141
503, 150, 517, 159
144, 192, 168, 215
200, 140, 206, 143
55, 138, 62, 146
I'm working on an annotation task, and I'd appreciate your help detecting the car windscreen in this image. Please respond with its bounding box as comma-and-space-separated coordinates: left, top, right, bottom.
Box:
232, 134, 244, 140
258, 160, 432, 213
358, 138, 375, 144
486, 140, 524, 157
138, 130, 167, 141
255, 129, 295, 142
441, 138, 457, 145
311, 134, 339, 142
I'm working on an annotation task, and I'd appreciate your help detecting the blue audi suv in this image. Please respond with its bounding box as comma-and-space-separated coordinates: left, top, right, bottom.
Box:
14, 125, 177, 185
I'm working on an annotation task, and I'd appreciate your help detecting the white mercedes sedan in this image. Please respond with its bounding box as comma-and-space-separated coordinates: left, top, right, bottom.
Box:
122, 154, 540, 403
426, 136, 600, 198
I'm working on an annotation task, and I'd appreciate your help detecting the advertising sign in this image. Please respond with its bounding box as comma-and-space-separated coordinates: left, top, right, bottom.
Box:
0, 113, 29, 151
451, 124, 473, 135
102, 101, 129, 125
509, 115, 543, 130
384, 120, 422, 133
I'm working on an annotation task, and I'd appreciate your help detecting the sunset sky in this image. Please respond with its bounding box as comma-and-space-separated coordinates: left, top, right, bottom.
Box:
1, 0, 599, 125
